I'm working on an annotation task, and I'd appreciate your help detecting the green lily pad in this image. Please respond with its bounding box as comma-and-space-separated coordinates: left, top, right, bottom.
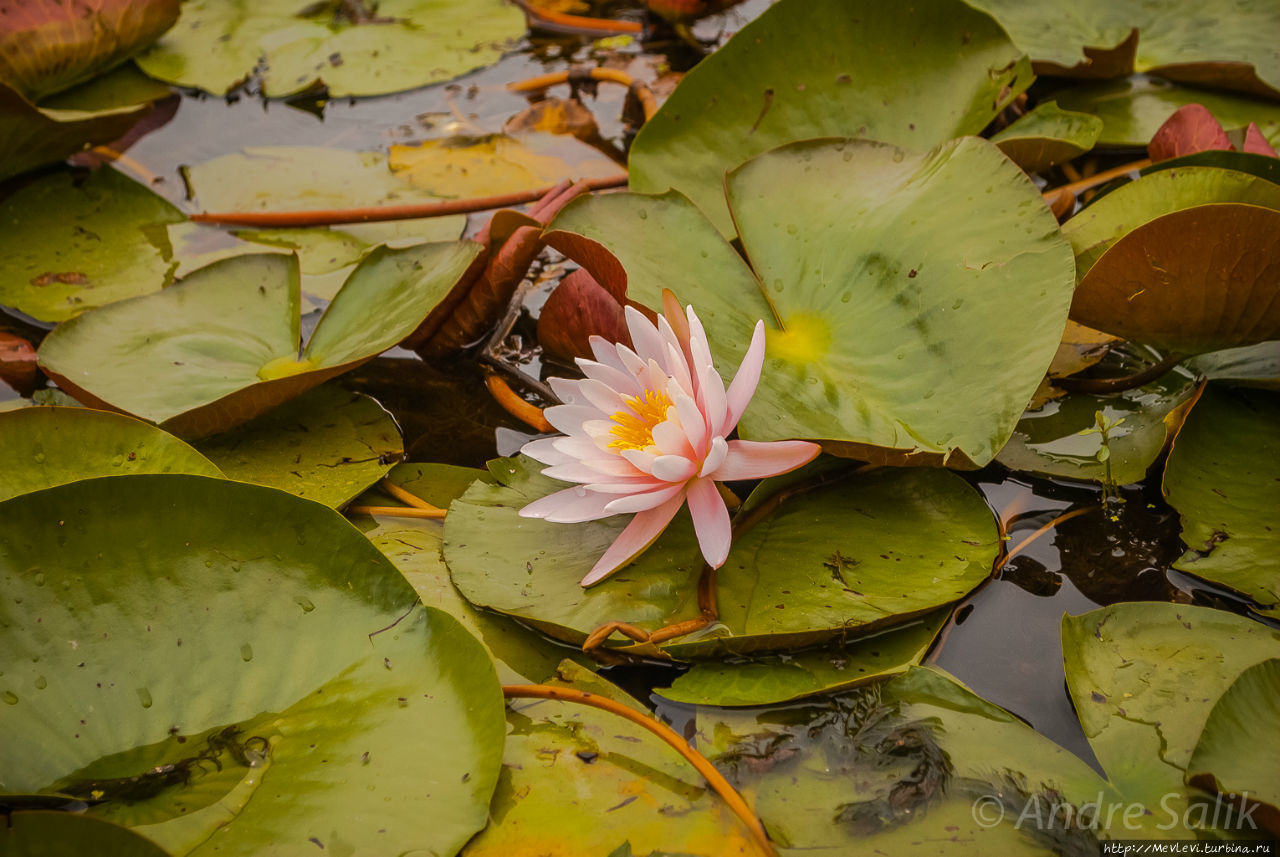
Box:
0, 406, 222, 503
38, 240, 481, 438
551, 137, 1075, 467
698, 665, 1125, 853
0, 474, 506, 855
991, 102, 1104, 174
445, 455, 997, 657
1186, 341, 1280, 389
0, 0, 177, 102
1186, 659, 1280, 834
996, 357, 1199, 485
965, 1, 1280, 98
350, 462, 587, 684
464, 660, 768, 857
1051, 77, 1280, 148
134, 0, 523, 98
627, 0, 1032, 236
1063, 166, 1280, 281
0, 81, 158, 184
39, 64, 175, 113
194, 384, 401, 508
1142, 150, 1280, 187
2, 812, 171, 857
1163, 386, 1280, 617
0, 166, 185, 322
1062, 601, 1280, 812
655, 610, 947, 707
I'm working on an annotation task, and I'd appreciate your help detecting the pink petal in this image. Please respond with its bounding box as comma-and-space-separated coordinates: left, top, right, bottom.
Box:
619, 448, 658, 474
652, 418, 695, 458
651, 454, 696, 482
686, 476, 731, 568
673, 392, 709, 459
541, 461, 648, 485
588, 335, 629, 374
699, 436, 728, 477
661, 289, 692, 357
575, 377, 628, 415
519, 486, 616, 523
577, 358, 641, 397
521, 437, 576, 466
545, 404, 608, 436
548, 377, 586, 405
710, 439, 821, 481
581, 491, 687, 586
604, 482, 686, 514
625, 305, 669, 371
724, 321, 766, 432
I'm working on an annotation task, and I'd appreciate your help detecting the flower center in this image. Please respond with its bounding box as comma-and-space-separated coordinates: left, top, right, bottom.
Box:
608, 389, 673, 452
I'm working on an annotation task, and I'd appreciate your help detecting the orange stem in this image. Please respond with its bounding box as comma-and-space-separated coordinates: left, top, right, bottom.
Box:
1001, 507, 1093, 566
345, 505, 446, 519
508, 68, 659, 121
190, 174, 628, 228
1042, 158, 1151, 208
509, 0, 644, 35
502, 684, 778, 857
486, 374, 554, 433
379, 478, 446, 513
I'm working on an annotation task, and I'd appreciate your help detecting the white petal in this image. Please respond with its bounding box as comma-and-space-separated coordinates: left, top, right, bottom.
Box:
548, 376, 586, 406
651, 454, 697, 482
521, 437, 575, 466
603, 483, 686, 514
545, 404, 607, 436
625, 305, 670, 371
588, 335, 629, 373
575, 377, 628, 415
699, 436, 728, 477
577, 358, 642, 396
519, 486, 616, 523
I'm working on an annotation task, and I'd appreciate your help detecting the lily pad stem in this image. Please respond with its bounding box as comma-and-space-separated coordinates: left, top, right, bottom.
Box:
1041, 158, 1151, 211
1000, 507, 1094, 567
501, 683, 779, 857
190, 174, 628, 227
486, 373, 555, 433
508, 68, 659, 121
344, 505, 445, 519
1054, 351, 1184, 394
379, 478, 447, 513
507, 0, 644, 36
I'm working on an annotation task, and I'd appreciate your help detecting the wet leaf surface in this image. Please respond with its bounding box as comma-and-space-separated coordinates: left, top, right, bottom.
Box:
1186, 658, 1280, 835
0, 406, 222, 502
38, 241, 480, 437
195, 384, 402, 508
0, 166, 185, 322
1163, 386, 1280, 618
134, 0, 524, 97
0, 474, 506, 856
464, 661, 768, 857
388, 132, 622, 196
628, 0, 1032, 236
552, 137, 1074, 467
445, 456, 997, 656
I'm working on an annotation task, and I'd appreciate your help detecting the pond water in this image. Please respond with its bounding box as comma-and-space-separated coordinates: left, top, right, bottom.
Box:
1, 0, 1268, 783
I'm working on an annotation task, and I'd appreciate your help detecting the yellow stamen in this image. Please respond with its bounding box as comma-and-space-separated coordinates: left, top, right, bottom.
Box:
608, 389, 673, 452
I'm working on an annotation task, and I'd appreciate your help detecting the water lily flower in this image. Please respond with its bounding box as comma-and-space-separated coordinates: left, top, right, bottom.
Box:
519, 293, 821, 586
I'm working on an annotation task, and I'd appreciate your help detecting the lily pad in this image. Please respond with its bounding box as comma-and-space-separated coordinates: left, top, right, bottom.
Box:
627, 0, 1032, 236
0, 406, 222, 503
445, 455, 997, 657
0, 0, 177, 101
2, 812, 172, 857
38, 240, 481, 438
1163, 386, 1280, 617
1073, 204, 1280, 353
194, 384, 402, 508
1186, 659, 1280, 835
965, 0, 1280, 98
1186, 341, 1280, 389
134, 0, 524, 98
698, 665, 1124, 853
1063, 166, 1280, 281
465, 660, 769, 857
0, 474, 506, 855
0, 166, 185, 322
550, 137, 1075, 467
991, 102, 1104, 174
350, 462, 586, 684
996, 357, 1200, 485
1051, 77, 1280, 148
655, 610, 947, 707
1062, 601, 1280, 811
388, 133, 623, 197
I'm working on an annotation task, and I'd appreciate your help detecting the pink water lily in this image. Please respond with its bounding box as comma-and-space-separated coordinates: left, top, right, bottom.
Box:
520, 293, 821, 586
